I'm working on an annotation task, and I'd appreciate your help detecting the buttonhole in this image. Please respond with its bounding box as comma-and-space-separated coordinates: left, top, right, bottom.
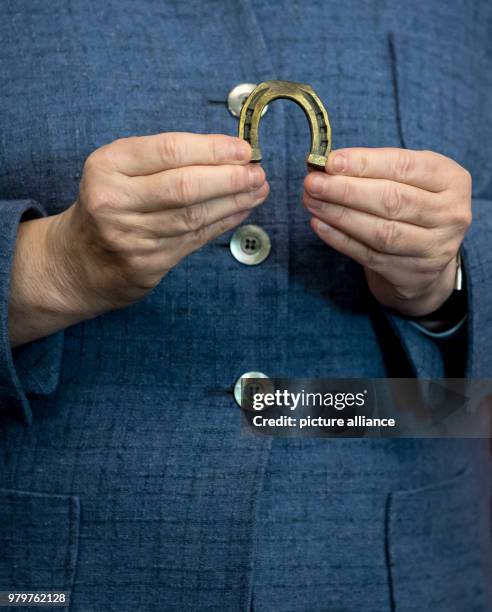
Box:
204, 386, 234, 397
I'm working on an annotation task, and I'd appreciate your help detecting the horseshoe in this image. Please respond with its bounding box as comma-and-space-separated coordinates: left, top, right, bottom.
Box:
238, 80, 332, 169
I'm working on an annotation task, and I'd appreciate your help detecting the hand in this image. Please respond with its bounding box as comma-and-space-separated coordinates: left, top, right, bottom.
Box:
9, 133, 268, 346
303, 148, 472, 316
59, 132, 268, 311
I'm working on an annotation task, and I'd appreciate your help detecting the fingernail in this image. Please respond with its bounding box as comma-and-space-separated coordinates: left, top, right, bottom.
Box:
234, 140, 251, 160
307, 173, 325, 196
306, 198, 322, 211
232, 210, 251, 224
329, 153, 346, 174
317, 220, 331, 232
255, 182, 269, 198
249, 165, 264, 188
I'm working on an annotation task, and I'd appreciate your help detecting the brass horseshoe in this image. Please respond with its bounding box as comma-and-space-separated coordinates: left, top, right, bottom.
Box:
238, 80, 331, 169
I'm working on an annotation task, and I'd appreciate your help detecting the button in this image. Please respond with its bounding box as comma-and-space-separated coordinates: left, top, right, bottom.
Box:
227, 83, 268, 118
230, 224, 271, 265
234, 371, 273, 408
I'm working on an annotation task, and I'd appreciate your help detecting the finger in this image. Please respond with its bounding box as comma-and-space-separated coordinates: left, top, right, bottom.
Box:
118, 183, 269, 238
304, 173, 442, 228
155, 210, 253, 270
325, 148, 459, 192
310, 217, 437, 285
130, 163, 266, 212
102, 133, 252, 176
128, 210, 252, 274
305, 197, 436, 256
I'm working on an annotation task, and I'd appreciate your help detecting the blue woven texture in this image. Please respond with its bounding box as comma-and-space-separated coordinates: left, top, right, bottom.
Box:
0, 1, 490, 610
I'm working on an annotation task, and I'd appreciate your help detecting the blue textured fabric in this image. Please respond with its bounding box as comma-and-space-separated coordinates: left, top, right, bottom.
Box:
0, 1, 490, 611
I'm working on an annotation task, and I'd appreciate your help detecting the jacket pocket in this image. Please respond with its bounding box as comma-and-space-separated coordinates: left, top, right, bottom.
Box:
390, 32, 492, 199
0, 489, 80, 591
386, 467, 489, 612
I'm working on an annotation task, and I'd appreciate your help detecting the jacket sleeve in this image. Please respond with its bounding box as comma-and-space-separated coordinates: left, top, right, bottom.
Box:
460, 198, 492, 377
385, 198, 492, 379
0, 200, 64, 425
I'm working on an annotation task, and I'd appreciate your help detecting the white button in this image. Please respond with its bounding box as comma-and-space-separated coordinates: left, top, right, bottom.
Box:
227, 83, 268, 118
234, 371, 273, 408
230, 224, 271, 265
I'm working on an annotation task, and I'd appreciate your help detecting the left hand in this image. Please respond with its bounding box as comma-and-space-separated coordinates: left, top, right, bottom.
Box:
303, 148, 472, 317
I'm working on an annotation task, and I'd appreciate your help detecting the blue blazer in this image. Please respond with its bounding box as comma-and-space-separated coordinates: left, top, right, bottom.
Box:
0, 1, 491, 610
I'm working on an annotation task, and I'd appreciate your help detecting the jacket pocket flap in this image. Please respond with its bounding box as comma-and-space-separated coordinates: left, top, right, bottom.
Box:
391, 33, 492, 199
0, 489, 80, 590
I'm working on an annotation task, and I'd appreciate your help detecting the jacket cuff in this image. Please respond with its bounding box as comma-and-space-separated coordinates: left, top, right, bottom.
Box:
460, 198, 492, 377
383, 310, 448, 378
0, 200, 64, 425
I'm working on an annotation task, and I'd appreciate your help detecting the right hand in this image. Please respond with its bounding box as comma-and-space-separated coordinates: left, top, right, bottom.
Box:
57, 132, 269, 314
